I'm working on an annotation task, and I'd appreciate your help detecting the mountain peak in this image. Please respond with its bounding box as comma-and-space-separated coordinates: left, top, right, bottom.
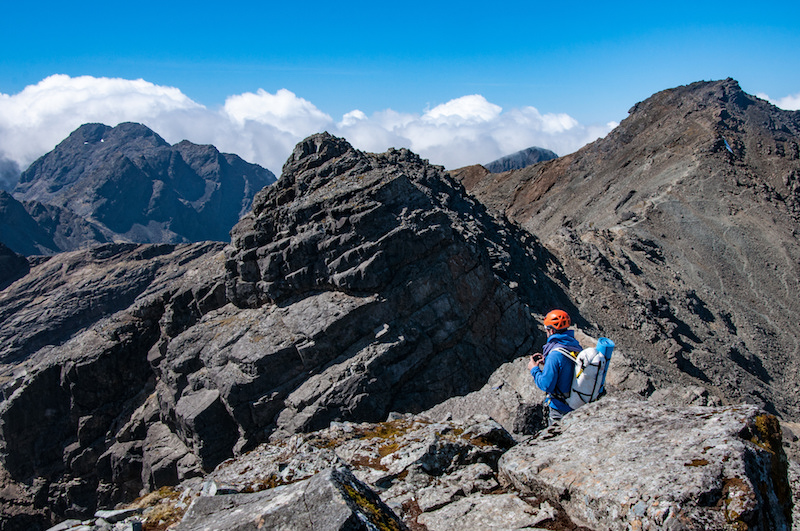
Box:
6, 122, 275, 250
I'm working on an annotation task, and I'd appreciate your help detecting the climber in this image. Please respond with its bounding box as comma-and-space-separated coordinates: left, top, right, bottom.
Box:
527, 309, 583, 426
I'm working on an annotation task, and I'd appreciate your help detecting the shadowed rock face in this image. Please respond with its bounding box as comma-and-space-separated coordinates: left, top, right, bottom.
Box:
454, 79, 800, 422
0, 241, 228, 525
9, 122, 275, 251
0, 243, 28, 290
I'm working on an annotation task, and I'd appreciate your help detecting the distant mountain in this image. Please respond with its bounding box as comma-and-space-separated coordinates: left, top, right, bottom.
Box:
8, 122, 276, 253
0, 190, 112, 256
456, 78, 800, 421
484, 146, 558, 173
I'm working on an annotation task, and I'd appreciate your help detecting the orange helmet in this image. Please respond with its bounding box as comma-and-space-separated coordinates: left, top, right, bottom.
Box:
543, 309, 570, 330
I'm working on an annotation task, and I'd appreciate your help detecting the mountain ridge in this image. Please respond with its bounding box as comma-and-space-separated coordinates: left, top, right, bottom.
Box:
1, 79, 799, 530
4, 122, 276, 253
453, 78, 800, 421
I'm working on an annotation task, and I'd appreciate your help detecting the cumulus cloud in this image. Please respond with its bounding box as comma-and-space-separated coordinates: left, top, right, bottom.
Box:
223, 88, 332, 136
0, 75, 615, 187
757, 91, 800, 111
424, 95, 502, 123
0, 75, 202, 171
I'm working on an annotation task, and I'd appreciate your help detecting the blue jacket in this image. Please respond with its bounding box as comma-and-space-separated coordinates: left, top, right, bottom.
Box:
531, 330, 583, 412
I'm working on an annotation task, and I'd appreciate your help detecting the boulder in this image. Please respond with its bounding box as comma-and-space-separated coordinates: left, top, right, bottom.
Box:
417, 493, 556, 531
175, 467, 407, 531
499, 398, 792, 530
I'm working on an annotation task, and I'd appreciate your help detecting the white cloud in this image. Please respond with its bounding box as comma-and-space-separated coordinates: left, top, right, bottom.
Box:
757, 91, 800, 111
0, 75, 202, 172
0, 75, 614, 185
424, 95, 502, 123
223, 88, 332, 136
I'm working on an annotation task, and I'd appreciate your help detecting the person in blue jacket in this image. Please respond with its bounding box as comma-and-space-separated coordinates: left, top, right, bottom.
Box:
528, 309, 583, 426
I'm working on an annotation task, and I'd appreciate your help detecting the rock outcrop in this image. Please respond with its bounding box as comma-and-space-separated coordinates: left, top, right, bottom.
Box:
454, 79, 800, 422
176, 467, 407, 531
0, 241, 227, 527
7, 122, 275, 253
0, 133, 567, 527
500, 399, 792, 530
159, 132, 552, 452
43, 397, 792, 531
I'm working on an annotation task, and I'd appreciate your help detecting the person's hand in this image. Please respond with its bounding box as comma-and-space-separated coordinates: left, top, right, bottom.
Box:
528, 353, 544, 371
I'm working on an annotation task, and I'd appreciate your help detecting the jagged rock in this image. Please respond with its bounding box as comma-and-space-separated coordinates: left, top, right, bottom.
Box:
498, 398, 792, 530
456, 79, 800, 423
0, 131, 563, 527
155, 132, 550, 451
0, 241, 225, 364
141, 423, 201, 490
10, 122, 275, 250
173, 389, 239, 471
175, 467, 407, 531
483, 146, 559, 173
0, 241, 228, 524
173, 414, 516, 529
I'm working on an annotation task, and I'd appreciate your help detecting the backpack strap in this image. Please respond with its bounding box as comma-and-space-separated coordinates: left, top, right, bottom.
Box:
548, 347, 578, 404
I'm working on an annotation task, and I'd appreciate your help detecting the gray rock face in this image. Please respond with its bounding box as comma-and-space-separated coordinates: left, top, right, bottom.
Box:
0, 241, 225, 364
499, 398, 792, 531
456, 79, 800, 422
0, 133, 563, 527
0, 241, 227, 524
484, 146, 559, 173
158, 132, 548, 449
176, 467, 407, 531
10, 122, 275, 251
177, 413, 521, 530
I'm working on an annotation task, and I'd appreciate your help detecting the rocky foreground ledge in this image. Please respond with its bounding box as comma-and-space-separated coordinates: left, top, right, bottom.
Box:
45, 397, 794, 531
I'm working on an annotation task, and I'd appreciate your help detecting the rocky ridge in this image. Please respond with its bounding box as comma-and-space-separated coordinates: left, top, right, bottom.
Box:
0, 133, 572, 528
452, 78, 800, 422
38, 394, 794, 531
1, 79, 799, 530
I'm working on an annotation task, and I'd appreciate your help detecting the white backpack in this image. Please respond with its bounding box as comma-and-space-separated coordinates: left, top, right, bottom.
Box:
552, 338, 614, 410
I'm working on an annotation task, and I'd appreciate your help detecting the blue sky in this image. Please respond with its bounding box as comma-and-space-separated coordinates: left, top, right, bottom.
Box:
1, 1, 799, 179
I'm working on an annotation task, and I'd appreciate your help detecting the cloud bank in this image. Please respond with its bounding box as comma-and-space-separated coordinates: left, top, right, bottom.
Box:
1, 75, 616, 185
758, 91, 800, 111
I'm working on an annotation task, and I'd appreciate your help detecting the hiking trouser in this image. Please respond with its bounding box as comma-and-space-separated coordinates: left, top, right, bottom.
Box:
547, 407, 566, 426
